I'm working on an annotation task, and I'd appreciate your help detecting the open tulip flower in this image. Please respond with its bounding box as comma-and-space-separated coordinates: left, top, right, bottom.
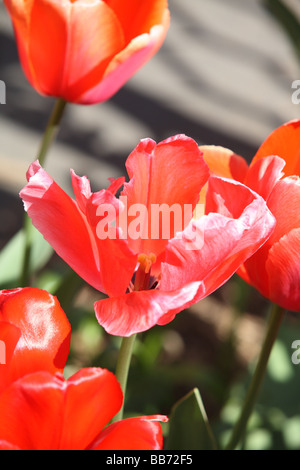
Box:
0, 367, 167, 450
200, 119, 300, 312
0, 287, 71, 393
20, 134, 276, 336
4, 0, 170, 104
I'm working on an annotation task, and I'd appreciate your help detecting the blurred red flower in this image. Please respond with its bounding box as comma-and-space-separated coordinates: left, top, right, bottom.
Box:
4, 0, 169, 104
0, 367, 167, 450
20, 135, 275, 336
0, 287, 70, 393
200, 119, 300, 311
0, 288, 167, 450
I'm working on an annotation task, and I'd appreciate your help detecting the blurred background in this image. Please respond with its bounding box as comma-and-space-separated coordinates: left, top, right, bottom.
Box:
0, 0, 300, 450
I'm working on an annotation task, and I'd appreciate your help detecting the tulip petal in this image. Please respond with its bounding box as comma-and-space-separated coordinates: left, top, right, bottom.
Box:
3, 0, 35, 86
28, 0, 69, 95
0, 287, 70, 392
79, 12, 170, 104
0, 440, 21, 450
0, 322, 21, 391
20, 162, 105, 292
241, 176, 300, 310
265, 229, 300, 311
94, 282, 201, 337
266, 176, 300, 243
0, 368, 122, 450
199, 145, 248, 182
91, 415, 168, 450
244, 155, 285, 201
61, 1, 125, 102
121, 135, 209, 256
157, 176, 275, 324
105, 0, 168, 42
60, 368, 123, 450
251, 119, 300, 177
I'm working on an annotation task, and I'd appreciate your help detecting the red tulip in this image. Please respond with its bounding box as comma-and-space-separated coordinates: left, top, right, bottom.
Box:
0, 367, 167, 450
20, 135, 275, 336
0, 287, 71, 393
200, 119, 300, 311
4, 0, 170, 104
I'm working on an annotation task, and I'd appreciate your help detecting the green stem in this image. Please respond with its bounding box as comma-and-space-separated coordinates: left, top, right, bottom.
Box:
19, 98, 67, 287
37, 98, 67, 166
225, 303, 285, 450
113, 334, 137, 422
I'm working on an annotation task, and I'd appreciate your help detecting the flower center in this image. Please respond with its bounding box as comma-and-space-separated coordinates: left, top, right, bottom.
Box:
134, 253, 157, 291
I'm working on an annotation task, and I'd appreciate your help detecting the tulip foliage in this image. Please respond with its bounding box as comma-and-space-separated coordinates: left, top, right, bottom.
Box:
1, 0, 300, 452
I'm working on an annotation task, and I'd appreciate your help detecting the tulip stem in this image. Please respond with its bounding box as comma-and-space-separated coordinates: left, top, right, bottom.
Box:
20, 98, 67, 287
225, 303, 285, 450
113, 334, 137, 422
37, 98, 67, 166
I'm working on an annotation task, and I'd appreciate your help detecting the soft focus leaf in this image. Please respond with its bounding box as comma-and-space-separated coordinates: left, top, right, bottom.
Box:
165, 387, 217, 450
0, 221, 53, 287
262, 0, 300, 62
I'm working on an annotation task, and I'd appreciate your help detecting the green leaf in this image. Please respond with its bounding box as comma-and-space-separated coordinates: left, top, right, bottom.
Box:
53, 268, 84, 314
0, 223, 53, 287
262, 0, 300, 62
165, 388, 218, 450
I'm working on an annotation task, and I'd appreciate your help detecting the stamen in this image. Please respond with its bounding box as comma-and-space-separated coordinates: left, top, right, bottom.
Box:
134, 253, 157, 291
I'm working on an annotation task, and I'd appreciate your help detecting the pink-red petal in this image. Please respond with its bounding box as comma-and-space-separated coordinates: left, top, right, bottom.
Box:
244, 155, 285, 201
121, 135, 209, 256
94, 282, 201, 336
240, 176, 300, 311
20, 162, 105, 292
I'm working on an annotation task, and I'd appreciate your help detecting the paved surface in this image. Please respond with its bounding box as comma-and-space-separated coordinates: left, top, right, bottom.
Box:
0, 0, 299, 247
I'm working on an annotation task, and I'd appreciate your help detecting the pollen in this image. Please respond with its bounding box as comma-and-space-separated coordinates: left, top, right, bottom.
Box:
134, 253, 157, 291
137, 253, 157, 274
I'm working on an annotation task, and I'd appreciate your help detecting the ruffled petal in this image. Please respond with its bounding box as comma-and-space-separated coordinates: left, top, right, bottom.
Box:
121, 135, 209, 256
94, 282, 201, 336
20, 161, 105, 292
157, 176, 275, 323
244, 155, 286, 201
